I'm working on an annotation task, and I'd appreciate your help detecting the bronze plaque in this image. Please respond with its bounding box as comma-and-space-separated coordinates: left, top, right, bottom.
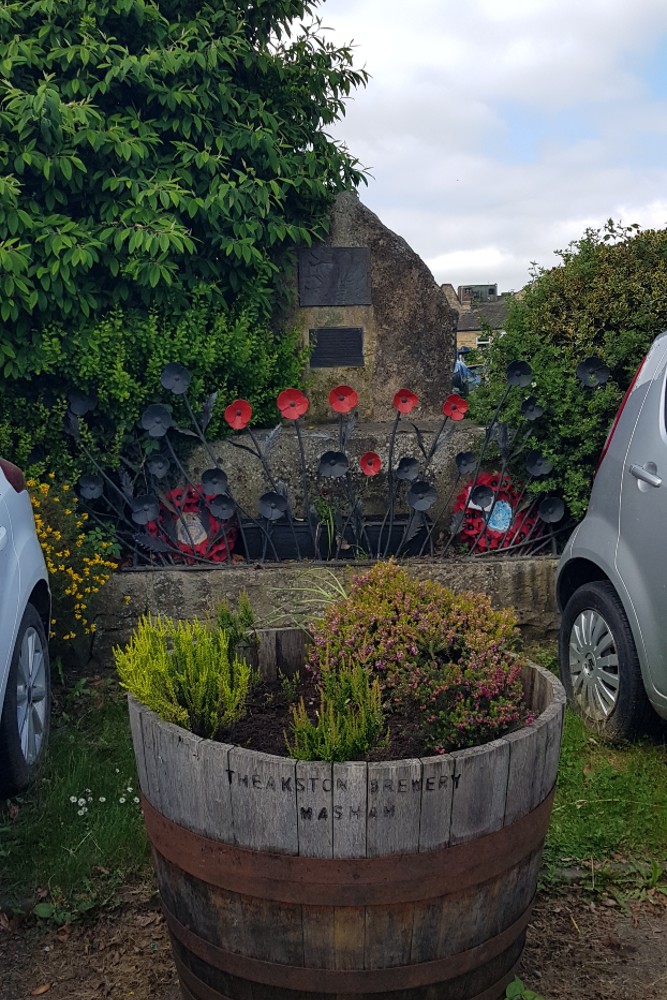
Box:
299, 248, 371, 306
309, 328, 364, 368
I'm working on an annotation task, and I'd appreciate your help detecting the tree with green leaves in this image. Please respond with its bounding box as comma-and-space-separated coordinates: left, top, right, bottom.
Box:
0, 0, 368, 467
469, 221, 667, 520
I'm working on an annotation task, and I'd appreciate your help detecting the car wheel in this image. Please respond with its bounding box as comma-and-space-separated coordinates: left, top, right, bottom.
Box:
0, 603, 51, 797
559, 580, 655, 739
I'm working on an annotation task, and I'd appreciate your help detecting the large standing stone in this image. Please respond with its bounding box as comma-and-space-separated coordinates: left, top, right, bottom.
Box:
293, 192, 458, 422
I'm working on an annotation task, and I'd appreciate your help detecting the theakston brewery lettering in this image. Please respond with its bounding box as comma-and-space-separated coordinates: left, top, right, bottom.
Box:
225, 768, 458, 822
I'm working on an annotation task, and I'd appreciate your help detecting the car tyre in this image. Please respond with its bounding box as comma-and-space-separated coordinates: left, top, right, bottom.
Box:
559, 580, 655, 739
0, 603, 51, 798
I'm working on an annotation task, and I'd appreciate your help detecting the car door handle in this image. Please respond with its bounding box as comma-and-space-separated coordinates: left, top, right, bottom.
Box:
0, 526, 7, 551
629, 464, 662, 487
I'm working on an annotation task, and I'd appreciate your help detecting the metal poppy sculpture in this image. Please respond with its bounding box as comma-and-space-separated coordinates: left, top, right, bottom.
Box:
576, 356, 610, 389
318, 452, 349, 478
63, 349, 605, 566
275, 388, 317, 553
443, 355, 571, 557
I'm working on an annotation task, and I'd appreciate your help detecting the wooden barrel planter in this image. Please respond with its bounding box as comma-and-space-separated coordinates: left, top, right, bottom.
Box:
128, 628, 565, 1000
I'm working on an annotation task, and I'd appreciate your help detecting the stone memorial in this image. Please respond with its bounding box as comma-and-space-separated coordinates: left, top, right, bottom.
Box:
293, 191, 458, 421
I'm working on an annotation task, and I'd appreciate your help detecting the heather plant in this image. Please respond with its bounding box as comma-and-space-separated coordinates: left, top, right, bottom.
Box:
286, 653, 385, 762
215, 590, 256, 660
114, 615, 254, 739
307, 561, 527, 753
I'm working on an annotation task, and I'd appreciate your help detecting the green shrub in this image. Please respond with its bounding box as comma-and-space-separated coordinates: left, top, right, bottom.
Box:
26, 473, 117, 660
307, 561, 526, 753
114, 615, 254, 738
470, 221, 667, 519
0, 289, 307, 474
0, 0, 367, 339
285, 653, 385, 762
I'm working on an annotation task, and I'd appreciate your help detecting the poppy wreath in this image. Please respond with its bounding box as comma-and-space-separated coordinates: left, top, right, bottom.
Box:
146, 486, 237, 563
453, 472, 541, 552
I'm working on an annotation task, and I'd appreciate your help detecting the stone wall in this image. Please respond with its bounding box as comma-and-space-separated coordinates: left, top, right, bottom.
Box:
189, 419, 480, 519
94, 556, 559, 665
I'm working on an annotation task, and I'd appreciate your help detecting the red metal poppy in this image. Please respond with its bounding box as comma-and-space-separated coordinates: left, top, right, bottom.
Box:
442, 394, 468, 421
277, 388, 309, 420
359, 452, 382, 477
329, 384, 359, 413
224, 399, 252, 431
392, 388, 419, 414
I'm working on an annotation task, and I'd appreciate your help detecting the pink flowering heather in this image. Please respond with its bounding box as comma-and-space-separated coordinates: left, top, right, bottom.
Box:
307, 560, 528, 753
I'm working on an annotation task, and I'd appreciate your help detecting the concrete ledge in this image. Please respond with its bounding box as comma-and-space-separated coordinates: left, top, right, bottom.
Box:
93, 557, 559, 663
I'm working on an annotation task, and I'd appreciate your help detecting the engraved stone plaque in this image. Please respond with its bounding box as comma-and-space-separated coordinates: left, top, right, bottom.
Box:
298, 247, 371, 306
309, 328, 364, 368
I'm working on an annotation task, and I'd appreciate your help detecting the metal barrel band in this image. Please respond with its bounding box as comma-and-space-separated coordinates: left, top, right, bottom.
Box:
141, 790, 554, 907
163, 898, 534, 994
172, 947, 523, 1000
172, 951, 234, 1000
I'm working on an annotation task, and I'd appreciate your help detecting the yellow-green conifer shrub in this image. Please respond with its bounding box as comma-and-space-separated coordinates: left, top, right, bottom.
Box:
114, 615, 254, 738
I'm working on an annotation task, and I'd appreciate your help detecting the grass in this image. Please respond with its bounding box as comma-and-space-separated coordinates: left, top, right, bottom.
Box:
0, 678, 149, 920
529, 643, 667, 892
546, 711, 667, 867
2, 644, 667, 923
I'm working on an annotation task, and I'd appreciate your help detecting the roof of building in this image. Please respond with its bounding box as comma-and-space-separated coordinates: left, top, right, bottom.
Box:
456, 301, 509, 332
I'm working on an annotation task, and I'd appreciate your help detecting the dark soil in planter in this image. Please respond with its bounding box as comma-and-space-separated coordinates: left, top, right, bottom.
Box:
222, 673, 449, 761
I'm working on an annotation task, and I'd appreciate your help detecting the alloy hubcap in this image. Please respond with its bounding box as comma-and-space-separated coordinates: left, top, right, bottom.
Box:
569, 609, 620, 721
15, 626, 47, 765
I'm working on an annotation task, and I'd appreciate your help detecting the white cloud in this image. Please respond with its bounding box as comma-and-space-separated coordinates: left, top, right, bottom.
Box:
319, 0, 667, 290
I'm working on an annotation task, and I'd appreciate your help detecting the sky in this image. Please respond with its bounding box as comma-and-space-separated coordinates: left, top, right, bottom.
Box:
317, 0, 667, 292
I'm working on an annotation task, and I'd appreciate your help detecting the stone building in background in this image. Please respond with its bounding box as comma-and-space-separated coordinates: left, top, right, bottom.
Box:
441, 282, 513, 352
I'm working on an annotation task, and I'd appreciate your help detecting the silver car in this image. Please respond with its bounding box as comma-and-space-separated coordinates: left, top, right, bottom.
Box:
557, 331, 667, 737
0, 458, 51, 796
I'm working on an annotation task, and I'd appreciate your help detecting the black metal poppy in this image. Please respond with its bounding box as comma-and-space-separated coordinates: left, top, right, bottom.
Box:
470, 484, 494, 510
208, 494, 236, 521
68, 389, 97, 416
259, 491, 288, 521
450, 510, 465, 535
521, 396, 544, 421
78, 474, 104, 500
407, 480, 437, 511
455, 451, 477, 477
538, 496, 565, 523
525, 450, 554, 478
202, 467, 228, 494
131, 494, 160, 525
506, 361, 533, 388
395, 456, 420, 481
161, 362, 191, 395
318, 451, 349, 478
147, 454, 170, 480
576, 356, 610, 388
141, 404, 173, 438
